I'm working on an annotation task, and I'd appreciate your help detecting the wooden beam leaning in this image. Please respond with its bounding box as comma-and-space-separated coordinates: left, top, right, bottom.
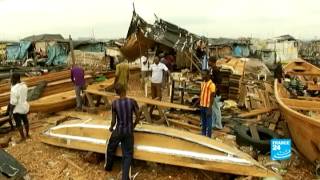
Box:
84, 89, 197, 111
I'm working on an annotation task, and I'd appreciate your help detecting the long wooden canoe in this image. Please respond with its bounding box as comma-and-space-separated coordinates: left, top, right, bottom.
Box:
275, 60, 320, 162
41, 111, 278, 178
29, 78, 114, 113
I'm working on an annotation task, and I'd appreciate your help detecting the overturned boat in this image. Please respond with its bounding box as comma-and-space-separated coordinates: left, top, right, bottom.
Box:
275, 59, 320, 162
41, 111, 278, 177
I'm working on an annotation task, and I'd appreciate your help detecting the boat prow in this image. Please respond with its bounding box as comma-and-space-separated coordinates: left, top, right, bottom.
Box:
275, 59, 320, 163
41, 111, 278, 178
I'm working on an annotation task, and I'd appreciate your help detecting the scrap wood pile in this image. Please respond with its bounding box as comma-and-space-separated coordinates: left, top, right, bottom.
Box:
0, 70, 93, 108
218, 57, 245, 101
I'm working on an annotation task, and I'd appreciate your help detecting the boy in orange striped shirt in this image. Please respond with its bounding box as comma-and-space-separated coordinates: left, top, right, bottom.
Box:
200, 70, 216, 138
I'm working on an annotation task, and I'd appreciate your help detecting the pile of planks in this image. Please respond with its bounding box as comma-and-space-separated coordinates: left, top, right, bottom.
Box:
218, 57, 245, 101
0, 70, 70, 94
165, 114, 200, 134
238, 82, 277, 111
228, 74, 242, 100
0, 70, 93, 107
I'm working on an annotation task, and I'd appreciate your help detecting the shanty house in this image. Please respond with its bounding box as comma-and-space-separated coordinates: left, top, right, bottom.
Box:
22, 34, 64, 54
266, 35, 298, 63
66, 40, 107, 69
208, 38, 250, 58
20, 34, 68, 65
6, 41, 32, 62
121, 11, 205, 71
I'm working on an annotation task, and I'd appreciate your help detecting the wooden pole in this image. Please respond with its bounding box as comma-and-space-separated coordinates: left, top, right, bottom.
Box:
69, 35, 75, 65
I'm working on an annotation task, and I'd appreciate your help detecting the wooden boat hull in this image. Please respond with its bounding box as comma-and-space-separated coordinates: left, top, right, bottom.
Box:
275, 79, 320, 162
29, 78, 114, 113
40, 112, 278, 178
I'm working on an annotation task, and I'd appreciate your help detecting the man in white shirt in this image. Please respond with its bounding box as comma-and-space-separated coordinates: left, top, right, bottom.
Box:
149, 56, 170, 100
140, 54, 149, 90
149, 56, 171, 115
10, 73, 30, 142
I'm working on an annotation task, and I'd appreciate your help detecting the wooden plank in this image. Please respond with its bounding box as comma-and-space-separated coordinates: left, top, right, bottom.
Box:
157, 106, 170, 126
102, 96, 111, 109
0, 116, 9, 123
297, 96, 320, 101
281, 98, 320, 109
85, 90, 197, 111
264, 91, 271, 108
85, 93, 95, 107
270, 111, 281, 124
288, 106, 320, 112
249, 126, 260, 140
238, 108, 276, 118
258, 90, 267, 108
167, 119, 201, 131
166, 114, 200, 126
268, 123, 276, 131
141, 105, 152, 123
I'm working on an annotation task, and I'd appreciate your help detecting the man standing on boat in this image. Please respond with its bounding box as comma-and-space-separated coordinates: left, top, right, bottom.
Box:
105, 84, 141, 180
114, 55, 129, 91
71, 64, 85, 111
199, 70, 216, 138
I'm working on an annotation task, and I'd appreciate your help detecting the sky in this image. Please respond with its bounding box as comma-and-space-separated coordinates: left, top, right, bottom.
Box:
0, 0, 319, 41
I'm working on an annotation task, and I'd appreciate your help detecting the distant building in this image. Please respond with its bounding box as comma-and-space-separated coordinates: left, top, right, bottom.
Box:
208, 38, 250, 58
266, 35, 298, 63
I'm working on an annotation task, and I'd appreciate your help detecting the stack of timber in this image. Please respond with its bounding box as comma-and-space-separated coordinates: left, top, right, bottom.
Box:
40, 111, 279, 178
217, 57, 245, 101
0, 70, 96, 107
0, 70, 71, 94
220, 69, 232, 100
0, 75, 93, 107
229, 74, 242, 100
29, 78, 115, 113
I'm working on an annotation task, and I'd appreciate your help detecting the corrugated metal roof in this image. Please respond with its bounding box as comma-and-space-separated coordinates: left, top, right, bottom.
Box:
21, 34, 64, 41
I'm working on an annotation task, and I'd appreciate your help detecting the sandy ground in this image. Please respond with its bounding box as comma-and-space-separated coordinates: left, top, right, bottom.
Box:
0, 72, 317, 180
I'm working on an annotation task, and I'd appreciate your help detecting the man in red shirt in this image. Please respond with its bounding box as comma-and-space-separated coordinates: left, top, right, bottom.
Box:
199, 70, 216, 138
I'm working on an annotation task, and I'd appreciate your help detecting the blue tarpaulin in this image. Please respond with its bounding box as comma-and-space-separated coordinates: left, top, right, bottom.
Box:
233, 45, 250, 57
46, 43, 68, 65
6, 41, 31, 61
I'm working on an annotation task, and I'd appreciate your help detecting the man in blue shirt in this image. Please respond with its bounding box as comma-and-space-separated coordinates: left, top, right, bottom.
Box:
105, 84, 141, 180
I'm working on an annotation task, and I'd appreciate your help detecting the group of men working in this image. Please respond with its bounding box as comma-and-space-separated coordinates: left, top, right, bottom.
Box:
7, 53, 222, 179
105, 53, 223, 179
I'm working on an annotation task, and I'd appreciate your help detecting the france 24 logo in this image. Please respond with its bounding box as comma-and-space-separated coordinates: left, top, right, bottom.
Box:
271, 139, 291, 160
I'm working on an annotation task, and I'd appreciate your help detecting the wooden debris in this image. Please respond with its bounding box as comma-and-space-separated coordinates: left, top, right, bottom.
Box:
238, 108, 276, 118
64, 158, 83, 171
167, 119, 200, 131
268, 123, 276, 131
249, 126, 260, 140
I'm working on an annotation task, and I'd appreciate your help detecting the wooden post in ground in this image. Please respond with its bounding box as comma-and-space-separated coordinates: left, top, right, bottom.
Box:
69, 35, 75, 65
